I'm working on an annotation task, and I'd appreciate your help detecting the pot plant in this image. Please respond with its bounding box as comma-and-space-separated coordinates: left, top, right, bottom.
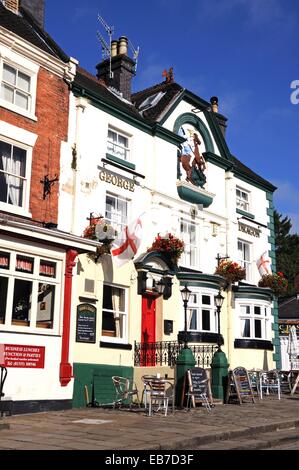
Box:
258, 271, 288, 296
215, 260, 246, 284
83, 216, 117, 260
147, 233, 185, 264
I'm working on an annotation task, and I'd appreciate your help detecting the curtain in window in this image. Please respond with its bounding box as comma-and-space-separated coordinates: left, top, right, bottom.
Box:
111, 287, 121, 338
0, 143, 25, 206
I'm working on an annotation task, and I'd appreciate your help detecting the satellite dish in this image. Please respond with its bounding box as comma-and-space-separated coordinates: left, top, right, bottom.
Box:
95, 220, 116, 241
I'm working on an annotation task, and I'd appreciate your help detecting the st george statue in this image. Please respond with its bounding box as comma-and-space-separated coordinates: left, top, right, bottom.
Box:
178, 126, 207, 188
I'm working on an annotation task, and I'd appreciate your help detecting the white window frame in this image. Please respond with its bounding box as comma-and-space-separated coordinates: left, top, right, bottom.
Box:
105, 191, 129, 234
101, 283, 128, 344
0, 121, 36, 217
180, 218, 197, 268
0, 248, 62, 335
0, 49, 38, 121
238, 239, 251, 282
237, 301, 272, 341
236, 186, 250, 213
107, 127, 130, 162
186, 289, 217, 334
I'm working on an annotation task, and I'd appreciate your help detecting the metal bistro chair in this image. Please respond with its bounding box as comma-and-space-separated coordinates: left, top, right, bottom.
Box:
259, 370, 281, 400
247, 370, 261, 396
148, 378, 175, 417
141, 375, 157, 409
112, 376, 141, 409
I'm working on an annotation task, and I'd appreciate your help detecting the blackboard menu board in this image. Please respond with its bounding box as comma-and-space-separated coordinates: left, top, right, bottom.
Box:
76, 304, 96, 343
182, 367, 213, 408
232, 367, 255, 404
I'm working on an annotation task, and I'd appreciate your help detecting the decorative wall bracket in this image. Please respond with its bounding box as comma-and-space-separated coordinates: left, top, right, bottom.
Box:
40, 174, 59, 200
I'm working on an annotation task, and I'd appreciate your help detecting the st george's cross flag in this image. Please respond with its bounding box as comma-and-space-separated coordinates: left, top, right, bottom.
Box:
256, 251, 272, 276
111, 215, 143, 267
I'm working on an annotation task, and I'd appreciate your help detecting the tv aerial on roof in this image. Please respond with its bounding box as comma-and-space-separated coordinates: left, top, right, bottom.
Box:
97, 14, 114, 78
128, 38, 140, 72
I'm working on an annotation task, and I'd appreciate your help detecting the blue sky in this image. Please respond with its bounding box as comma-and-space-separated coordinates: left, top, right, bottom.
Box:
46, 0, 299, 232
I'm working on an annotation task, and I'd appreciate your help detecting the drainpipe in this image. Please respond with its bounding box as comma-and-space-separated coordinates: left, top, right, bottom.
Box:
225, 170, 234, 362
71, 98, 87, 234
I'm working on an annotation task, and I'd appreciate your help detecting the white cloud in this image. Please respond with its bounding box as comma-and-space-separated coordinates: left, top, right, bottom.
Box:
273, 181, 299, 207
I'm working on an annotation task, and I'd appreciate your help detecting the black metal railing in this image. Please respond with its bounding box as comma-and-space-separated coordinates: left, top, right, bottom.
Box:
134, 341, 217, 368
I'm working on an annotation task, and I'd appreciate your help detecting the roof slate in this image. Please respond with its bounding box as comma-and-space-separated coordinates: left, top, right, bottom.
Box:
0, 3, 69, 62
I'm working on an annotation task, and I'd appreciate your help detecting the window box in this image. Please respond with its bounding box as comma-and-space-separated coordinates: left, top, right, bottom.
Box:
177, 181, 214, 207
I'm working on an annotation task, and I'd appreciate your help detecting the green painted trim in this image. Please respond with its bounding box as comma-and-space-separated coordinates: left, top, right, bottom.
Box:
203, 151, 233, 170
72, 86, 184, 147
177, 272, 225, 290
268, 223, 275, 231
72, 363, 133, 408
233, 169, 276, 193
185, 281, 222, 290
236, 208, 255, 220
268, 236, 275, 244
233, 284, 273, 301
177, 185, 213, 207
234, 293, 272, 301
204, 110, 231, 160
106, 153, 136, 170
173, 113, 215, 153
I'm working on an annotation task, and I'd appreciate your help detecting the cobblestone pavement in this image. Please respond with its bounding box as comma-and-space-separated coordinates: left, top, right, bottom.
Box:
0, 396, 299, 450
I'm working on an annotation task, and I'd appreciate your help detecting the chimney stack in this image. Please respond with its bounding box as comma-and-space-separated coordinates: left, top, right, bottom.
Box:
96, 36, 136, 102
3, 0, 19, 14
210, 96, 219, 113
210, 96, 228, 138
21, 0, 45, 29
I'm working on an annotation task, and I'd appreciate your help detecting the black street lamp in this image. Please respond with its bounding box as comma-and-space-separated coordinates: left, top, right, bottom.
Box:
215, 290, 224, 351
180, 285, 192, 349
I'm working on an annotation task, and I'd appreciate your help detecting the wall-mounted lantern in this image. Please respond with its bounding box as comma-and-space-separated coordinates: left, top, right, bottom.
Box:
137, 269, 172, 300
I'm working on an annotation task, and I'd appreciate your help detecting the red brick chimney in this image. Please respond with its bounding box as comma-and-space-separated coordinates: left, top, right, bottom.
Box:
3, 0, 19, 13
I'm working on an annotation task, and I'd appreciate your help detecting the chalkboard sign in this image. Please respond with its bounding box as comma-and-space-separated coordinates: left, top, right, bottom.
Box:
181, 367, 213, 408
76, 303, 96, 343
230, 367, 255, 404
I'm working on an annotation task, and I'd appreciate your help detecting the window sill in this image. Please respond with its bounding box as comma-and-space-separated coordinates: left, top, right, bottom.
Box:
0, 100, 37, 122
0, 203, 32, 219
106, 153, 136, 170
178, 331, 223, 345
100, 341, 132, 350
234, 338, 273, 350
236, 208, 255, 220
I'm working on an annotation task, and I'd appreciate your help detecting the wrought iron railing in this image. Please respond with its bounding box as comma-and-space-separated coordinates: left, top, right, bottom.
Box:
134, 341, 217, 368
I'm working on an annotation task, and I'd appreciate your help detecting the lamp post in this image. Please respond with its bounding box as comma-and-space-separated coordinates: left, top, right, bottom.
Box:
211, 289, 228, 401
175, 284, 195, 407
215, 290, 224, 351
180, 285, 192, 349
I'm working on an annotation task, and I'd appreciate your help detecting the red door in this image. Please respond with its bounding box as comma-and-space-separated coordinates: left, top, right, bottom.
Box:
141, 296, 156, 366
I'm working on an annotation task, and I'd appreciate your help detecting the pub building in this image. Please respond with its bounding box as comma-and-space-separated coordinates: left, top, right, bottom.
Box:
59, 38, 278, 407
0, 0, 280, 412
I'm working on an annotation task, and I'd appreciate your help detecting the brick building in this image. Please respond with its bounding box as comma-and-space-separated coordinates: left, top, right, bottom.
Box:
0, 0, 96, 413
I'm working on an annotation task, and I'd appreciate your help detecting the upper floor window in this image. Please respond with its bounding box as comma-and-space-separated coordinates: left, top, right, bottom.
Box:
107, 128, 130, 161
101, 284, 127, 342
1, 63, 31, 111
238, 303, 271, 340
105, 192, 128, 233
238, 239, 251, 281
180, 219, 197, 268
0, 140, 27, 208
236, 187, 250, 212
187, 291, 217, 333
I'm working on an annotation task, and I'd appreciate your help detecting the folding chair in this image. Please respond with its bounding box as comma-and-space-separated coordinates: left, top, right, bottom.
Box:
111, 376, 141, 409
259, 370, 281, 400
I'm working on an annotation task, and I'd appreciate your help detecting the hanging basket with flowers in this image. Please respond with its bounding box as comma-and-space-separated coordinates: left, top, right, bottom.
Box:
214, 260, 246, 284
258, 272, 288, 296
83, 216, 117, 260
147, 233, 185, 264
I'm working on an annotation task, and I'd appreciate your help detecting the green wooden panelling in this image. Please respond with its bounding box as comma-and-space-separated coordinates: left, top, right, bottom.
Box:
177, 185, 213, 207
106, 153, 136, 170
73, 363, 133, 409
236, 208, 255, 220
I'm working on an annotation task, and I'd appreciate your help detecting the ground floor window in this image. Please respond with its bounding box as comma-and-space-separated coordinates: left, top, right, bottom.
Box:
101, 284, 127, 342
187, 290, 217, 333
0, 248, 61, 331
237, 302, 271, 340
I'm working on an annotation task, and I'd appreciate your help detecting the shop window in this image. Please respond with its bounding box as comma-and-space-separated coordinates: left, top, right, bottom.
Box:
0, 252, 10, 270
101, 284, 127, 341
0, 276, 8, 324
12, 279, 32, 326
16, 255, 34, 273
39, 260, 56, 278
37, 283, 55, 329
